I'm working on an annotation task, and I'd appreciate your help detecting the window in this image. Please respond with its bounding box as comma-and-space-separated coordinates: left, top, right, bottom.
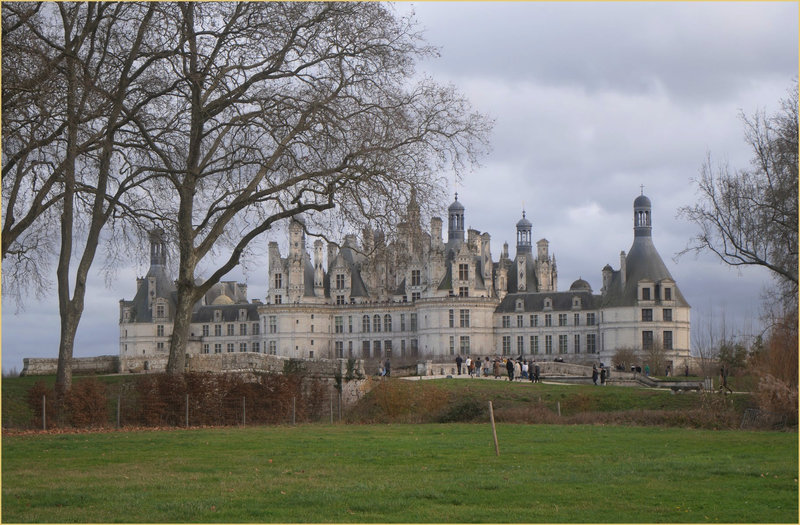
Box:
362, 341, 370, 358
362, 315, 371, 333
531, 314, 537, 327
227, 343, 234, 353
269, 316, 277, 334
336, 295, 345, 305
335, 274, 346, 289
502, 336, 511, 355
664, 287, 672, 301
252, 322, 260, 335
586, 313, 596, 326
227, 324, 234, 336
544, 298, 552, 309
531, 335, 539, 355
202, 344, 210, 354
545, 314, 552, 327
373, 340, 381, 357
214, 310, 222, 322
348, 341, 353, 357
384, 314, 392, 332
215, 324, 222, 336
517, 335, 524, 354
460, 336, 470, 355
157, 325, 164, 337
449, 309, 455, 328
502, 315, 511, 328
348, 316, 353, 333
156, 342, 164, 350
545, 335, 553, 354
586, 334, 596, 354
641, 309, 653, 322
335, 316, 344, 333
458, 263, 469, 281
240, 323, 247, 336
516, 299, 524, 312
449, 336, 455, 355
574, 334, 580, 353
239, 342, 247, 353
662, 309, 673, 322
642, 287, 651, 300
410, 313, 417, 331
269, 341, 277, 355
663, 331, 673, 350
559, 335, 568, 354
642, 331, 654, 350
274, 273, 283, 288
214, 343, 222, 354
411, 269, 421, 286
558, 314, 567, 326
252, 342, 260, 353
335, 341, 344, 358
274, 295, 282, 304
574, 313, 580, 326
156, 304, 165, 318
517, 315, 524, 328
410, 339, 419, 356
458, 287, 469, 297
400, 314, 406, 331
412, 291, 421, 301
400, 340, 406, 356
373, 315, 381, 333
460, 309, 470, 328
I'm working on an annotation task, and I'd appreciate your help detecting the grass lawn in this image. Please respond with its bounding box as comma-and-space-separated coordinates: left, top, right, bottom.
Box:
2, 423, 796, 523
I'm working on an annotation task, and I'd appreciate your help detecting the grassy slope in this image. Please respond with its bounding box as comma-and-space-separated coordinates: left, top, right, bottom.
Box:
2, 424, 796, 523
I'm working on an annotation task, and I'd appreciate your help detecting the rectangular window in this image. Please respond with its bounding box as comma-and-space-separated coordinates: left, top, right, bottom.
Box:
410, 314, 417, 331
268, 316, 278, 334
558, 313, 567, 326
227, 343, 235, 353
411, 269, 421, 286
269, 341, 277, 355
384, 315, 392, 332
335, 341, 344, 358
460, 309, 470, 328
586, 313, 596, 326
574, 334, 580, 353
252, 322, 260, 335
252, 342, 260, 353
239, 323, 247, 336
274, 273, 283, 288
642, 287, 651, 300
517, 315, 524, 328
662, 309, 673, 322
401, 339, 406, 356
545, 335, 553, 354
642, 330, 654, 350
202, 344, 209, 354
517, 335, 524, 354
449, 309, 455, 328
663, 330, 673, 350
400, 314, 406, 331
587, 333, 596, 354
410, 339, 418, 355
641, 309, 653, 322
215, 324, 222, 336
458, 263, 469, 281
362, 341, 370, 358
202, 324, 209, 337
336, 274, 346, 289
373, 340, 381, 357
574, 313, 580, 326
157, 325, 164, 337
412, 291, 421, 301
664, 287, 672, 301
531, 314, 537, 327
531, 335, 539, 355
545, 314, 552, 327
502, 315, 511, 328
239, 342, 247, 353
274, 295, 282, 304
458, 287, 469, 297
460, 336, 470, 355
559, 334, 568, 354
214, 343, 222, 354
227, 324, 234, 336
336, 295, 345, 305
335, 316, 343, 333
156, 304, 165, 318
502, 336, 511, 355
348, 316, 353, 333
362, 315, 371, 333
156, 342, 164, 350
449, 336, 455, 355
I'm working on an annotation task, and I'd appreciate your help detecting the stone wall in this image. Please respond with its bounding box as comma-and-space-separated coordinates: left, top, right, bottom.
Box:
21, 356, 119, 377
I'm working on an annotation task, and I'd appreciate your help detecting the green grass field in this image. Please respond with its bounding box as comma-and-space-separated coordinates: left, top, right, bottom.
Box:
2, 423, 796, 523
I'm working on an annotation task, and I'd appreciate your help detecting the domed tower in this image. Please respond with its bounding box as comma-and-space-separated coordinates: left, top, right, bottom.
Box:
633, 193, 652, 238
149, 228, 166, 267
447, 193, 465, 245
515, 211, 532, 255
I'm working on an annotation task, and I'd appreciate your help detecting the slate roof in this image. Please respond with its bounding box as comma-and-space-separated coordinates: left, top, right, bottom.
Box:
121, 264, 176, 323
496, 290, 600, 313
191, 302, 260, 323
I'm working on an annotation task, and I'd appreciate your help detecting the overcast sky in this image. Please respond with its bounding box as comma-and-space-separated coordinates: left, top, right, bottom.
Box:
2, 1, 797, 373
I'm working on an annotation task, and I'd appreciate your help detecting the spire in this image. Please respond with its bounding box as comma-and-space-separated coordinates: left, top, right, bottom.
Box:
633, 192, 652, 238
149, 228, 166, 267
515, 209, 532, 255
447, 192, 465, 244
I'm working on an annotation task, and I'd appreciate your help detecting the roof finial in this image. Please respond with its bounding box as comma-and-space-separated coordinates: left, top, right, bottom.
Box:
454, 191, 459, 201
640, 184, 644, 196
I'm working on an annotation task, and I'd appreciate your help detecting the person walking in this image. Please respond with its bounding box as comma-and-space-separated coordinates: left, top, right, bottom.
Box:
533, 363, 541, 383
600, 365, 606, 386
592, 364, 598, 385
506, 358, 515, 381
456, 355, 463, 375
384, 358, 391, 377
521, 360, 529, 380
513, 359, 521, 381
484, 357, 491, 377
719, 366, 733, 394
493, 359, 501, 379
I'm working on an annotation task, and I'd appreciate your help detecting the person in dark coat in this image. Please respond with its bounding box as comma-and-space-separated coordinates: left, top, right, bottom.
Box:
600, 366, 607, 386
592, 365, 598, 385
506, 358, 514, 381
384, 359, 391, 377
455, 355, 463, 375
533, 363, 541, 383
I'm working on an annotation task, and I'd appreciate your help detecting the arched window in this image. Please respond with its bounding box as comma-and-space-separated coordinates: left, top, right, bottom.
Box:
384, 314, 392, 332
362, 315, 370, 333
373, 314, 382, 333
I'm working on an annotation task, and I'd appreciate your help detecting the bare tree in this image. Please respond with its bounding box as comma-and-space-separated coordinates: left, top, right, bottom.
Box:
122, 3, 491, 374
680, 83, 798, 308
612, 346, 638, 372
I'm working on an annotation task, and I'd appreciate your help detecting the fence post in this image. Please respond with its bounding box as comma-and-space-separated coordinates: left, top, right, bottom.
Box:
292, 396, 296, 425
116, 395, 121, 429
242, 396, 246, 427
185, 394, 189, 428
557, 401, 561, 417
489, 401, 499, 456
42, 395, 46, 431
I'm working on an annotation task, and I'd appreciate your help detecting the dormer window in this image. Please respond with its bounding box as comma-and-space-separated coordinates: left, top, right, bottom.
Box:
411, 269, 421, 286
335, 274, 346, 289
155, 303, 165, 318
274, 273, 283, 289
239, 309, 247, 321
458, 264, 469, 281
544, 297, 552, 310
642, 288, 651, 301
515, 299, 524, 312
214, 310, 222, 322
573, 297, 581, 309
664, 287, 672, 301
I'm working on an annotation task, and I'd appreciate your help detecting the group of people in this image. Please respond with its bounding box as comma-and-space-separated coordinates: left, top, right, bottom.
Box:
455, 355, 542, 383
591, 364, 608, 386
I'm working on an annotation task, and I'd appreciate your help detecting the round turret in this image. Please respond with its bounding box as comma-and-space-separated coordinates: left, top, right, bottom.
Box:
569, 278, 592, 292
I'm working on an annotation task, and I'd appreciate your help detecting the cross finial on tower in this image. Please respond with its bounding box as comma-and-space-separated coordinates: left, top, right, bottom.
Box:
454, 191, 458, 201
640, 184, 644, 195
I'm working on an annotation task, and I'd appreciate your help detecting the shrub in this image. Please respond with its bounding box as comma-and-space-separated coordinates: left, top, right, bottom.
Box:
65, 378, 109, 427
438, 398, 486, 423
27, 380, 56, 429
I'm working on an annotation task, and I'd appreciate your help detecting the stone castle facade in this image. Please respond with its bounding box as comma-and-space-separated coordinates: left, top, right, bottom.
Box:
119, 191, 690, 371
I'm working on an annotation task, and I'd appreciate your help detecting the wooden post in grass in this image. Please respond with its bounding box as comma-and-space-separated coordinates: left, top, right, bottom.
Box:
42, 395, 46, 431
557, 401, 561, 417
242, 397, 246, 427
185, 394, 189, 428
489, 401, 499, 456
